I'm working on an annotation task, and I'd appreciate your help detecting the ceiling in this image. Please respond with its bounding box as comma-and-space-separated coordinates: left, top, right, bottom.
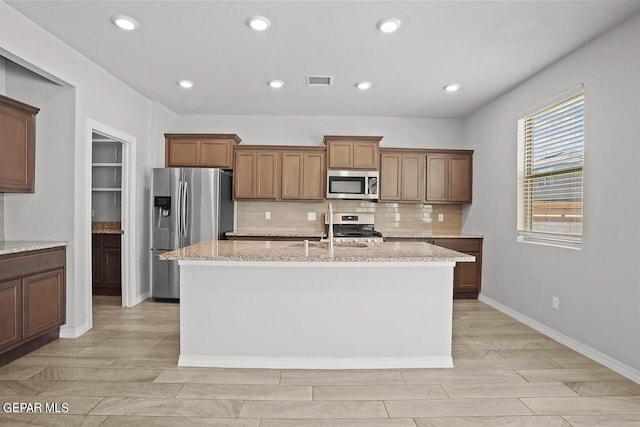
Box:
7, 1, 640, 118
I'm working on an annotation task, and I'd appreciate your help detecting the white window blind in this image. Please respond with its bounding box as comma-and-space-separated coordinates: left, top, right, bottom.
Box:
517, 86, 584, 248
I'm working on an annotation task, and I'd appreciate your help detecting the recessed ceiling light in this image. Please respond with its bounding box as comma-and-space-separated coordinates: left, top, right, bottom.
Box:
246, 16, 271, 31
377, 18, 401, 33
178, 80, 194, 89
111, 15, 138, 31
356, 81, 372, 90
268, 80, 284, 89
444, 83, 462, 92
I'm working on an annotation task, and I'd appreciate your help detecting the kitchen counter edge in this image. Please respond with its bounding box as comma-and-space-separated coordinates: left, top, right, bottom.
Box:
160, 240, 474, 263
0, 241, 68, 256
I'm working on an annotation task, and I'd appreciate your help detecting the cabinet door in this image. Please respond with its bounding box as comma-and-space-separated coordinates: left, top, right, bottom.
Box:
256, 152, 279, 199
101, 235, 122, 292
327, 141, 353, 169
0, 280, 22, 352
234, 152, 256, 198
200, 139, 233, 168
432, 238, 482, 298
380, 153, 401, 201
426, 154, 449, 202
449, 154, 472, 203
92, 234, 101, 289
353, 141, 378, 169
166, 139, 199, 167
453, 252, 480, 292
302, 152, 325, 200
0, 103, 36, 192
401, 153, 423, 201
22, 269, 65, 340
281, 152, 303, 199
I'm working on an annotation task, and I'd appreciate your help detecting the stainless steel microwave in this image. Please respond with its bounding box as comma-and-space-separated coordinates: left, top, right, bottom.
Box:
326, 170, 379, 200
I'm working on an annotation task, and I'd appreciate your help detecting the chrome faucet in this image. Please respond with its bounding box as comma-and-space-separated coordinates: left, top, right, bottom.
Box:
328, 203, 334, 257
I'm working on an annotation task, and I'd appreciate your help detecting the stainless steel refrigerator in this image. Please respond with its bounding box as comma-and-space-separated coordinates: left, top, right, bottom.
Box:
150, 168, 233, 300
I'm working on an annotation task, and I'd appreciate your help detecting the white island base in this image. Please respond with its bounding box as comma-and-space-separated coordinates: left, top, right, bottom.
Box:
178, 261, 455, 369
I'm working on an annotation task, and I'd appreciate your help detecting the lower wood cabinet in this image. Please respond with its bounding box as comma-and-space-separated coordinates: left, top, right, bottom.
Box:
92, 234, 122, 296
431, 238, 482, 299
385, 237, 483, 299
0, 246, 66, 365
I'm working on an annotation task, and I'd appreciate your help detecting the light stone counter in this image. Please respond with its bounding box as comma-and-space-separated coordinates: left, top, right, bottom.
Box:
0, 241, 68, 256
160, 240, 474, 263
226, 231, 325, 238
383, 232, 484, 239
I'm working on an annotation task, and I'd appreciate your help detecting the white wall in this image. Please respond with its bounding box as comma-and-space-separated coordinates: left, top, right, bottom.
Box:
0, 1, 155, 334
160, 115, 463, 166
463, 13, 640, 375
0, 56, 4, 240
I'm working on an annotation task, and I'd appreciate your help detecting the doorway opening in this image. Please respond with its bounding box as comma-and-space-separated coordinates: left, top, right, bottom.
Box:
91, 132, 123, 298
87, 120, 136, 316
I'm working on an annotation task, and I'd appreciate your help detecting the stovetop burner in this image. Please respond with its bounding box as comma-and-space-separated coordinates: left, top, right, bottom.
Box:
333, 224, 383, 238
327, 212, 383, 242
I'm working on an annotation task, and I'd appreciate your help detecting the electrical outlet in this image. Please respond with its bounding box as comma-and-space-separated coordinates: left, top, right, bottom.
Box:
91, 209, 95, 217
265, 211, 271, 220
552, 296, 560, 310
307, 212, 316, 221
394, 213, 401, 221
438, 213, 444, 222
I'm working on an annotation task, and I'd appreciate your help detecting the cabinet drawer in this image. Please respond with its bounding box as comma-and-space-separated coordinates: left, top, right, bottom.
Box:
0, 248, 65, 282
431, 238, 482, 253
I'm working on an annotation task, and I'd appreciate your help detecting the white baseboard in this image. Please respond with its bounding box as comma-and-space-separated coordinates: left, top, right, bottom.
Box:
478, 294, 640, 384
178, 355, 454, 370
59, 321, 91, 339
128, 291, 150, 307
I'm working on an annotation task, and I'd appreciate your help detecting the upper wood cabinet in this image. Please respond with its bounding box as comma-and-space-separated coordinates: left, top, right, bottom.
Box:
324, 135, 382, 170
0, 94, 39, 193
165, 134, 240, 169
425, 151, 473, 204
281, 149, 325, 200
380, 150, 424, 202
234, 148, 279, 199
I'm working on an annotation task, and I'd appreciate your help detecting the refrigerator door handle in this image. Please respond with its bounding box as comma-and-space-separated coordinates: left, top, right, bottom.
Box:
183, 181, 189, 238
176, 180, 183, 240
181, 181, 188, 239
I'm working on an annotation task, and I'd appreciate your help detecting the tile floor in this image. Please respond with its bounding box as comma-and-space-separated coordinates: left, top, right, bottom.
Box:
0, 297, 639, 426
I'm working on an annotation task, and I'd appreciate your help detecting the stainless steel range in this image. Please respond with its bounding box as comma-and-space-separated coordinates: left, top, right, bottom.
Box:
326, 212, 383, 243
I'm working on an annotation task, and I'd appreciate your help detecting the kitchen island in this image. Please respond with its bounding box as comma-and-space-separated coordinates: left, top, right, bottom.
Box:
161, 240, 473, 369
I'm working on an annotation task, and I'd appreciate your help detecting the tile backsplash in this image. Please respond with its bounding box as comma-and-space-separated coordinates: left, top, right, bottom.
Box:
236, 200, 462, 236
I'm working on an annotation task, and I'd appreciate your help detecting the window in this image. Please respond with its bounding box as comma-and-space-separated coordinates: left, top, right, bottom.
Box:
517, 85, 584, 248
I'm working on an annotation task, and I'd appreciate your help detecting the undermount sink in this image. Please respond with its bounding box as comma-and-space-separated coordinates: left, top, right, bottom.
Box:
288, 241, 370, 248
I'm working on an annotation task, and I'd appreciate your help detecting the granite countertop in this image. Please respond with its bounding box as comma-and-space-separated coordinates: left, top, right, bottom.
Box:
0, 241, 68, 256
160, 240, 474, 263
226, 231, 326, 238
92, 221, 123, 234
383, 232, 484, 239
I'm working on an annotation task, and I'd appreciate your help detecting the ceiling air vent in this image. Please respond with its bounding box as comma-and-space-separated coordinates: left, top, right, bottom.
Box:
306, 75, 333, 87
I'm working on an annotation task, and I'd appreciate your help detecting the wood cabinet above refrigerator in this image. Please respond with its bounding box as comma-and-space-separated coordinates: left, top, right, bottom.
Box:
165, 134, 241, 169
